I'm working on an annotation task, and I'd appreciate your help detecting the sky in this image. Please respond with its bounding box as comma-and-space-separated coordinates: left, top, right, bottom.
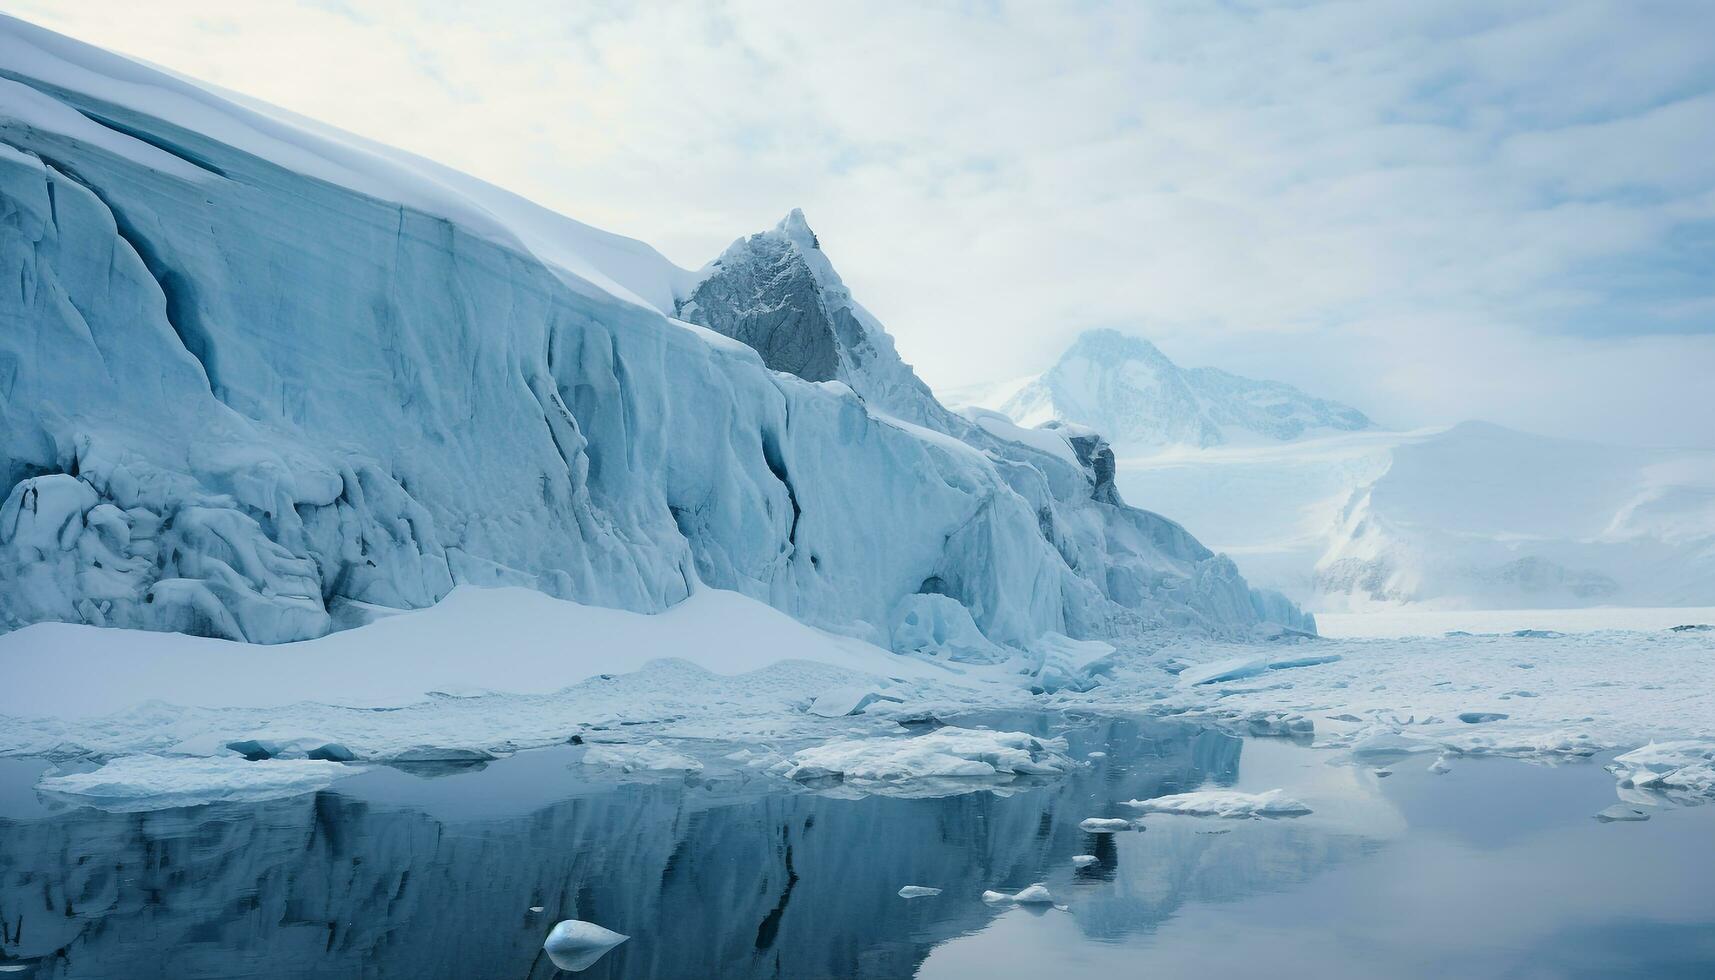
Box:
13, 0, 1715, 447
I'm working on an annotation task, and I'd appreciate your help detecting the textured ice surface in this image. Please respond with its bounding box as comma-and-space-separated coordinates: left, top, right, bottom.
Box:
582, 741, 704, 774
897, 886, 942, 899
0, 15, 1305, 666
782, 728, 1073, 785
36, 755, 353, 811
542, 920, 628, 973
1123, 789, 1311, 818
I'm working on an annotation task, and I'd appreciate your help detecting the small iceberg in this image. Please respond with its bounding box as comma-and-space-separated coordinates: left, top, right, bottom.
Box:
1071, 854, 1097, 867
898, 885, 942, 899
1595, 804, 1652, 823
782, 728, 1075, 785
1429, 756, 1454, 775
543, 920, 629, 972
1123, 788, 1310, 819
983, 884, 1054, 905
1078, 817, 1133, 833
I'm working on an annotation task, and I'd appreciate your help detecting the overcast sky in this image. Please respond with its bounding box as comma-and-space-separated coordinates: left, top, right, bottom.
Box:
16, 0, 1715, 447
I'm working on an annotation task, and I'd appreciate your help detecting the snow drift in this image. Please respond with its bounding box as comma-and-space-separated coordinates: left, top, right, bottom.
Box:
0, 16, 1306, 664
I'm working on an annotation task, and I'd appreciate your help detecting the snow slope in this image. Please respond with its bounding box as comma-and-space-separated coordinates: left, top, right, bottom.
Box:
948, 329, 1372, 450
963, 330, 1715, 610
0, 14, 1307, 661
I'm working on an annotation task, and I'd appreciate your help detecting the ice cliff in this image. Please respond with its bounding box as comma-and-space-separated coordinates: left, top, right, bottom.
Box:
0, 15, 1308, 653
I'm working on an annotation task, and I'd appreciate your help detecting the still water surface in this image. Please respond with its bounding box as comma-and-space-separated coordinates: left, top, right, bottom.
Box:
1, 713, 1710, 978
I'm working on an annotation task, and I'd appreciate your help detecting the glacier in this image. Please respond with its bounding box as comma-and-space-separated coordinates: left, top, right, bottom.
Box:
960, 329, 1715, 611
0, 14, 1307, 662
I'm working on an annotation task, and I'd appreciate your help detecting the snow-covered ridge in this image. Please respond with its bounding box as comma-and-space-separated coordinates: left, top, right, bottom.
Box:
0, 15, 1306, 667
951, 328, 1372, 450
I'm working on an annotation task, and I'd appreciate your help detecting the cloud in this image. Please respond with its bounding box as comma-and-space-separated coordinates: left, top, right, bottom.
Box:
13, 0, 1715, 447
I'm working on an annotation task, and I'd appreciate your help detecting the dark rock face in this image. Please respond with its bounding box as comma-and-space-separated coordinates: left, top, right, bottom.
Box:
1060, 430, 1122, 506
678, 234, 848, 383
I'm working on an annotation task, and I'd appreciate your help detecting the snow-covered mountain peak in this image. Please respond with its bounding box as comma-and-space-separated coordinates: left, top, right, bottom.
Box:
962, 328, 1373, 450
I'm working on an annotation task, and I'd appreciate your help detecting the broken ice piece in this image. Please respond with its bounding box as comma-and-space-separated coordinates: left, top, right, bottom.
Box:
1373, 768, 1393, 778
1079, 817, 1133, 833
543, 920, 629, 972
1594, 804, 1651, 823
898, 885, 942, 899
1071, 855, 1097, 867
1429, 756, 1453, 774
984, 884, 1054, 905
529, 906, 545, 913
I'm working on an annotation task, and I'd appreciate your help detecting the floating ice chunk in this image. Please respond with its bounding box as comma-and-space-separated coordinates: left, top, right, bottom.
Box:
983, 884, 1054, 905
1071, 855, 1097, 867
529, 906, 545, 913
898, 885, 942, 898
543, 920, 628, 972
1457, 712, 1509, 724
782, 728, 1074, 784
582, 741, 703, 773
1011, 884, 1055, 904
1373, 768, 1393, 778
37, 755, 353, 811
1428, 756, 1454, 774
1086, 751, 1107, 759
1594, 804, 1652, 823
1349, 732, 1440, 758
1609, 741, 1715, 800
1123, 788, 1310, 819
1078, 817, 1134, 833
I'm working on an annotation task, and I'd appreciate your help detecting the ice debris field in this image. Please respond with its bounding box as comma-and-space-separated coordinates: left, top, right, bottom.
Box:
3, 583, 1713, 823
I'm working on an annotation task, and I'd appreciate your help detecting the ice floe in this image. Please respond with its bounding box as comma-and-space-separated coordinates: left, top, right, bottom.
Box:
982, 884, 1055, 905
781, 728, 1074, 787
1123, 788, 1311, 819
898, 886, 942, 899
1077, 817, 1134, 833
36, 755, 354, 811
543, 920, 629, 972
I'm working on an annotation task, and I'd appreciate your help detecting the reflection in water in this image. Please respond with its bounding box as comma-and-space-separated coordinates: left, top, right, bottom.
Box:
2, 715, 1712, 979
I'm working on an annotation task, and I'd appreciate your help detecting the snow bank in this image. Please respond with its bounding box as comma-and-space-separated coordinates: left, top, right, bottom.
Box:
36, 755, 353, 811
0, 585, 950, 720
781, 728, 1074, 785
1123, 788, 1311, 819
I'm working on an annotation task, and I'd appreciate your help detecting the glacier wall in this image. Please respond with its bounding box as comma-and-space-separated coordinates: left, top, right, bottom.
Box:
0, 17, 1308, 650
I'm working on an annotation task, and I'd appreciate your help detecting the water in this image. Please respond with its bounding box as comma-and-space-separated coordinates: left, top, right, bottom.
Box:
1, 714, 1711, 979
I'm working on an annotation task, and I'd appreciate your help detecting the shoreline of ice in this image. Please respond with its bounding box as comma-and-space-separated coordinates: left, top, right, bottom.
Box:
1, 590, 1711, 813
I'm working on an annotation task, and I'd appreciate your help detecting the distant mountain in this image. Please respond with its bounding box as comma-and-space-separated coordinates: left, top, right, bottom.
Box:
951, 329, 1372, 449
